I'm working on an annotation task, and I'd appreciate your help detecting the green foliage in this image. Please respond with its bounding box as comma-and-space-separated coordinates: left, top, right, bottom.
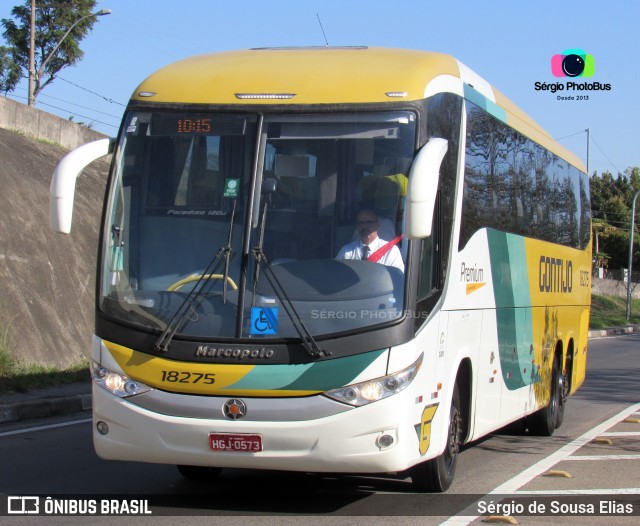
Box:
0, 346, 14, 377
0, 45, 21, 93
590, 168, 640, 269
1, 0, 99, 101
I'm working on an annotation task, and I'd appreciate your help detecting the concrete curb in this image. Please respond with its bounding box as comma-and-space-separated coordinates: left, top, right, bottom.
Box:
0, 393, 92, 424
0, 327, 638, 425
587, 325, 640, 338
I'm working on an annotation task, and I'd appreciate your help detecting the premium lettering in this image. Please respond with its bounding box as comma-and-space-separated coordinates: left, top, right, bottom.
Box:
460, 262, 484, 283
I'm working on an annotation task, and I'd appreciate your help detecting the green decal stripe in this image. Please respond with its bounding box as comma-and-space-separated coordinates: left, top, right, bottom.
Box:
487, 229, 533, 390
464, 84, 507, 123
230, 349, 387, 392
488, 229, 515, 308
506, 234, 532, 306
282, 349, 387, 391
228, 363, 314, 391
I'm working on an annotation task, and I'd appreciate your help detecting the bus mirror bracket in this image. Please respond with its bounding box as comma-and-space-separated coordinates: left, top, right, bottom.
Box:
405, 137, 448, 239
49, 138, 115, 234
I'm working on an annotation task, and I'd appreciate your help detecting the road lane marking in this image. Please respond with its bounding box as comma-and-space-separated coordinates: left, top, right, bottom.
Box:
564, 454, 640, 460
515, 488, 640, 495
0, 418, 91, 438
439, 402, 640, 526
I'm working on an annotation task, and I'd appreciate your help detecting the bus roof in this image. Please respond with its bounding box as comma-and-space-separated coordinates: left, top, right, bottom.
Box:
131, 47, 585, 172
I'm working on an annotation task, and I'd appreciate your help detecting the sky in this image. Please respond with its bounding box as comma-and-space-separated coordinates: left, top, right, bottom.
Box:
1, 0, 639, 176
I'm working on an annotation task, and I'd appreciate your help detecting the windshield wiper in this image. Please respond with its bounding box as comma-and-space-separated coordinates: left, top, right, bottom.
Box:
154, 201, 237, 353
251, 204, 331, 359
221, 201, 237, 304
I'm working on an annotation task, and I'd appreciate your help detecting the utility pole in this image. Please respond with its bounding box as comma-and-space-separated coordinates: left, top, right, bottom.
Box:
627, 190, 640, 320
27, 7, 111, 106
28, 0, 35, 106
585, 128, 590, 175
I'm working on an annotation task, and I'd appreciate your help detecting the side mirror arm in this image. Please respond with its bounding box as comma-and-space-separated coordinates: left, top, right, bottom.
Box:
405, 138, 448, 239
49, 138, 115, 234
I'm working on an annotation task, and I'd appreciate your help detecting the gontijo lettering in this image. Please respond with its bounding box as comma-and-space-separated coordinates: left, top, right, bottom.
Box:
539, 255, 573, 293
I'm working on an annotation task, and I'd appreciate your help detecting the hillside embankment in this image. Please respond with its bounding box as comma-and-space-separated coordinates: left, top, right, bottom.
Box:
0, 128, 108, 367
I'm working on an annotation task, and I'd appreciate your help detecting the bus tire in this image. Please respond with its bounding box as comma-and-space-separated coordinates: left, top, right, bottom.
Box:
556, 349, 571, 430
177, 465, 222, 481
527, 356, 561, 436
410, 384, 462, 492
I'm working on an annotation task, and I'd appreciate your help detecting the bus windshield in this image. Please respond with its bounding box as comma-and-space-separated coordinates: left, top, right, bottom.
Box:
100, 110, 417, 341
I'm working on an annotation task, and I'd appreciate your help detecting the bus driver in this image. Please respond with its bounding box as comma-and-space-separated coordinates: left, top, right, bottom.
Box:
337, 209, 405, 272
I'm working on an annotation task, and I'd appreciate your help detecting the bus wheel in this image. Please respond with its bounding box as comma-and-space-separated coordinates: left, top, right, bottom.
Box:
410, 384, 462, 492
555, 369, 567, 429
527, 357, 561, 436
177, 465, 222, 481
555, 354, 570, 430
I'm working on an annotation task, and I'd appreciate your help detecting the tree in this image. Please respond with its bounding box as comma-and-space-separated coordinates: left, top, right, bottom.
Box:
1, 0, 101, 104
590, 169, 640, 270
0, 45, 21, 94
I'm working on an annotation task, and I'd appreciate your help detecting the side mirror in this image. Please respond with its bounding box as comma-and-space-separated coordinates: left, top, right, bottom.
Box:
49, 138, 115, 234
405, 138, 448, 239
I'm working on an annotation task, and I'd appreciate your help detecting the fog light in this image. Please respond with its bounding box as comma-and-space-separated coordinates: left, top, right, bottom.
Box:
96, 421, 109, 435
376, 433, 394, 449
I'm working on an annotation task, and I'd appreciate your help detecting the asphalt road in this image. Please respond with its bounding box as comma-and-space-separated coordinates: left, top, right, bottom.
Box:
0, 334, 638, 525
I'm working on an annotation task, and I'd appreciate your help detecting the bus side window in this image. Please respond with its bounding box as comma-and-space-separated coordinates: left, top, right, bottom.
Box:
415, 190, 442, 328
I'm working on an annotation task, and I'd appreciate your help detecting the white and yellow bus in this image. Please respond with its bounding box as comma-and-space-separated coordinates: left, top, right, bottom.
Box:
50, 47, 591, 492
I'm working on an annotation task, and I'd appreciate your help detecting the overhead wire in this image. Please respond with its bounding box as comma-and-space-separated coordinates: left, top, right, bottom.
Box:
555, 128, 629, 175
57, 76, 126, 107
8, 89, 119, 129
35, 99, 118, 129
589, 134, 624, 176
38, 91, 122, 118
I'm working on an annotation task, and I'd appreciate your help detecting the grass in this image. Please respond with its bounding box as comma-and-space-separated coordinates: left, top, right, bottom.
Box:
589, 294, 640, 329
0, 354, 89, 393
0, 346, 89, 394
0, 309, 89, 393
7, 128, 65, 150
0, 294, 638, 394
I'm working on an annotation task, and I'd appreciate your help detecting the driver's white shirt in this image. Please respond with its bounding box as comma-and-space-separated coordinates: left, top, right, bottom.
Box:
336, 236, 404, 272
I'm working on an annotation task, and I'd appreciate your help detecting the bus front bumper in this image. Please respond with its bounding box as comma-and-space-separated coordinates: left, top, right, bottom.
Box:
91, 383, 431, 474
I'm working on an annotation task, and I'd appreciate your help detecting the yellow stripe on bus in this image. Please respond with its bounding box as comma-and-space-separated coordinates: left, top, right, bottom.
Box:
103, 341, 320, 397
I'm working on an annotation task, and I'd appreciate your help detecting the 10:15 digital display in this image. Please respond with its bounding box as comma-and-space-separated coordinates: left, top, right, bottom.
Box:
150, 114, 247, 136
176, 118, 212, 134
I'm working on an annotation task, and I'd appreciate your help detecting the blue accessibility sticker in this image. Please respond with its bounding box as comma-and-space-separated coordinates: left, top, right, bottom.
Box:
250, 306, 279, 335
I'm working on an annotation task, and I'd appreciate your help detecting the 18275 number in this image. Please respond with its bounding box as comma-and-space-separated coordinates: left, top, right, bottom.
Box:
160, 370, 215, 384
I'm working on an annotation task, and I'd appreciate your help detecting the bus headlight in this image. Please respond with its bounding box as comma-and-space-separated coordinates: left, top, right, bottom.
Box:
90, 361, 152, 398
324, 354, 422, 406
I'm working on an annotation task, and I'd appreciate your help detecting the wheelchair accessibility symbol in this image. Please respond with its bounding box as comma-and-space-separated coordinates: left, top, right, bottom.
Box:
250, 307, 279, 335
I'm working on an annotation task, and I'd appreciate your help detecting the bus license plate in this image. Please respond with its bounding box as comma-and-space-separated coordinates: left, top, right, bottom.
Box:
209, 433, 262, 452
